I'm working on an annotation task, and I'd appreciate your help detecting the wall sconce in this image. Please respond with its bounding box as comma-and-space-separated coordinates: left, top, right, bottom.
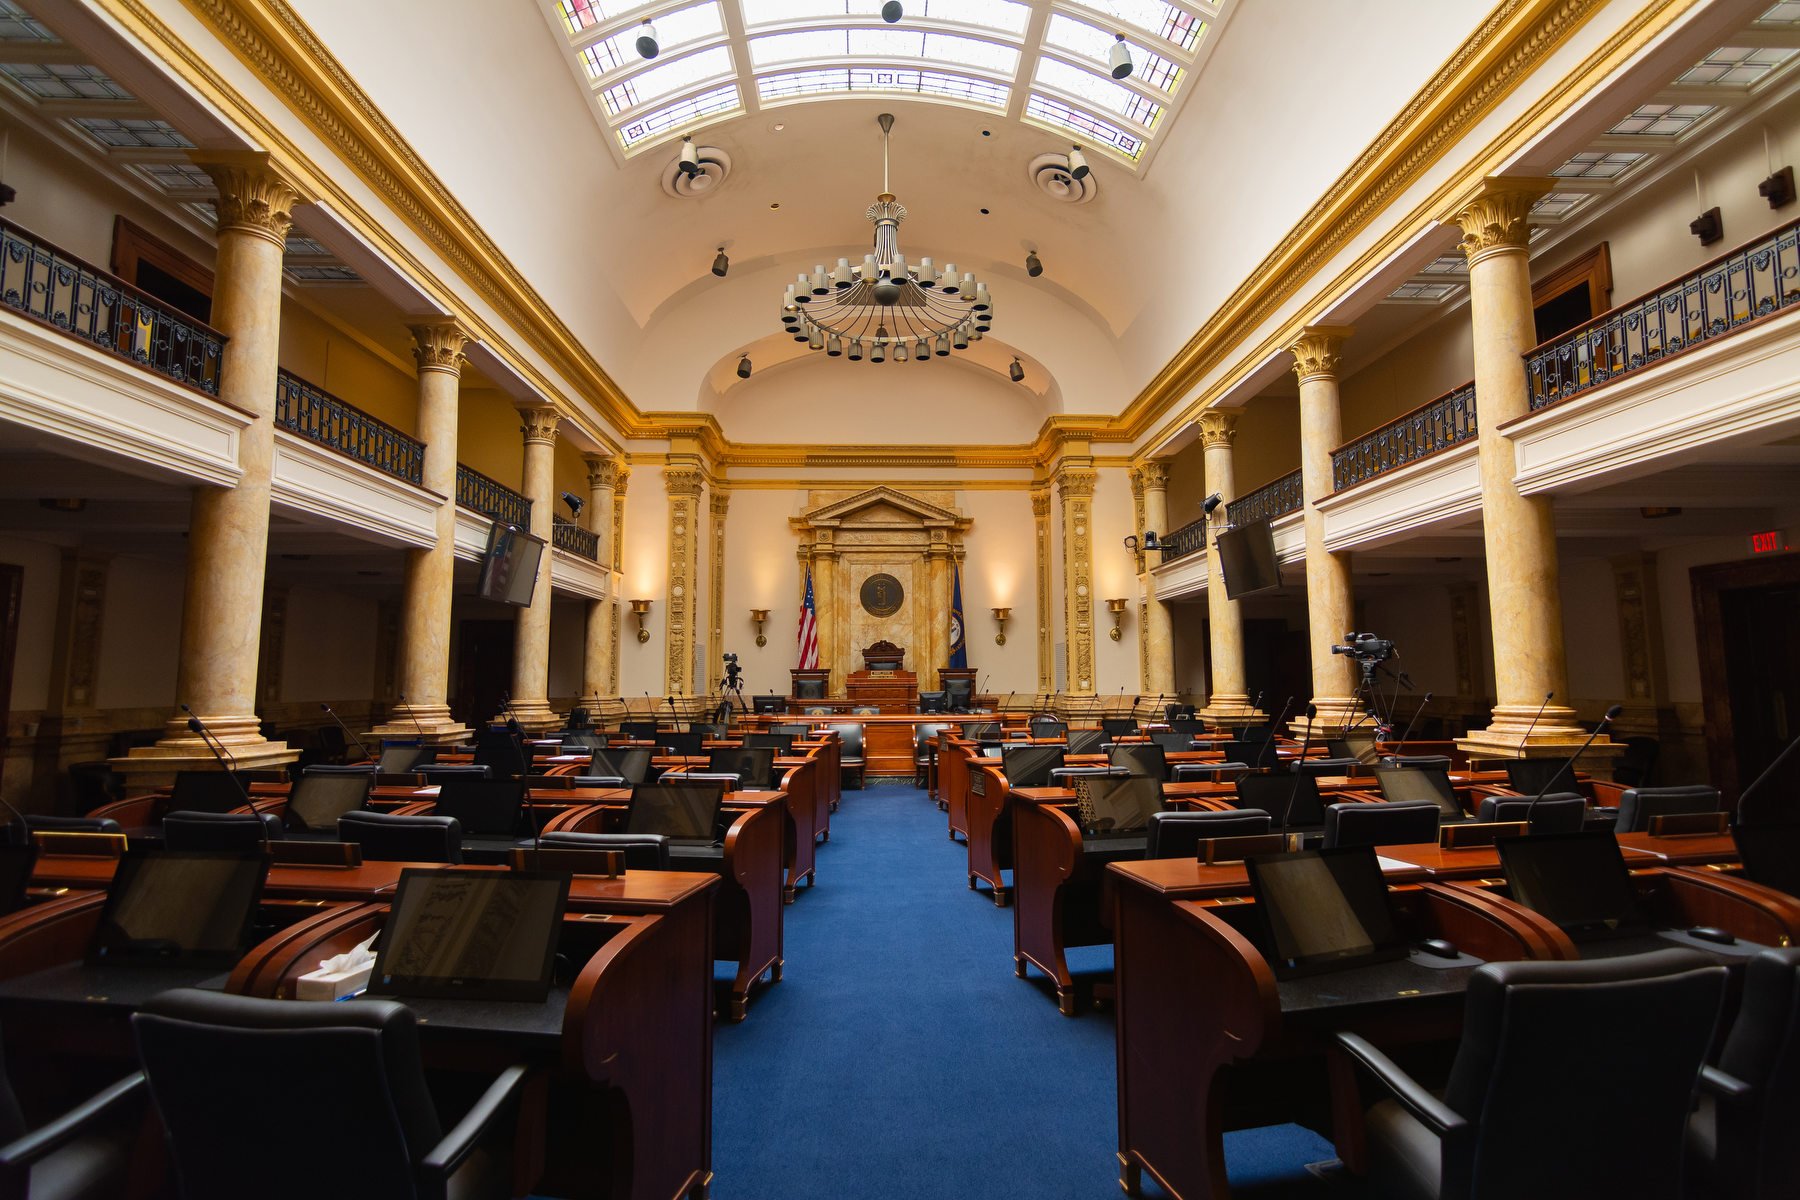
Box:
1106, 597, 1129, 641
991, 607, 1011, 645
1122, 531, 1160, 553
630, 598, 652, 643
750, 608, 770, 648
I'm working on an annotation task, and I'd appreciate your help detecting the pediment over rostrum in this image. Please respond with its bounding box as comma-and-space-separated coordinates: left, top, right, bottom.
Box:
790, 486, 971, 534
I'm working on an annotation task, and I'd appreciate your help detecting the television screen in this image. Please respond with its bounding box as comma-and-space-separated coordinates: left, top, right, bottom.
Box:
433, 778, 526, 836
1001, 744, 1065, 789
90, 851, 269, 965
476, 522, 545, 607
1247, 847, 1407, 978
1215, 519, 1281, 600
371, 870, 569, 1002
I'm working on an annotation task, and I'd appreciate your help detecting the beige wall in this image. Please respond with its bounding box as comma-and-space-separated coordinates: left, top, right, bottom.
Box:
0, 536, 62, 713
1233, 394, 1304, 495
1338, 315, 1474, 441
456, 389, 528, 487
617, 465, 671, 697
1090, 466, 1142, 695
276, 304, 418, 434
96, 555, 186, 710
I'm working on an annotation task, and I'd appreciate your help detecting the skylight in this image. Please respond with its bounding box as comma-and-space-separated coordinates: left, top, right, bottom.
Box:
539, 0, 1227, 170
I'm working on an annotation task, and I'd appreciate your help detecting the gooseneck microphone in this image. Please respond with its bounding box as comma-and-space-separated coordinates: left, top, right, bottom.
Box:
1256, 697, 1295, 770
1525, 704, 1622, 830
1392, 693, 1433, 758
1519, 690, 1554, 747
319, 703, 370, 762
1281, 703, 1319, 834
181, 705, 269, 850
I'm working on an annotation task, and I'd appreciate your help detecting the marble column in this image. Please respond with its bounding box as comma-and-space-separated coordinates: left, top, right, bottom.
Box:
117, 154, 300, 788
579, 456, 619, 708
1057, 463, 1098, 696
1445, 178, 1606, 760
1196, 411, 1263, 729
812, 541, 838, 694
663, 461, 705, 697
1136, 461, 1175, 701
1031, 487, 1055, 694
374, 322, 471, 745
507, 406, 561, 731
609, 463, 629, 696
1290, 326, 1361, 735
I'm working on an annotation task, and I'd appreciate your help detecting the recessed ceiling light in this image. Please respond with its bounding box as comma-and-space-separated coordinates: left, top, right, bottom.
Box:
772, 122, 786, 132
979, 207, 990, 215
769, 202, 781, 210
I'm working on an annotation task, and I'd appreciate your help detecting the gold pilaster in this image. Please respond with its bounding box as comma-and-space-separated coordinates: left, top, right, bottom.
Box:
1032, 487, 1054, 694
1134, 461, 1174, 699
664, 463, 705, 697
580, 455, 621, 707
1057, 464, 1098, 695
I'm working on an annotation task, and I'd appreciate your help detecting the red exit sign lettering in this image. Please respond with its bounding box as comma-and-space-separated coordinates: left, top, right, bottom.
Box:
1749, 528, 1790, 555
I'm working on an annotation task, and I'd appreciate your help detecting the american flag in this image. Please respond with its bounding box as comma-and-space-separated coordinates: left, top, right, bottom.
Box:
796, 568, 819, 669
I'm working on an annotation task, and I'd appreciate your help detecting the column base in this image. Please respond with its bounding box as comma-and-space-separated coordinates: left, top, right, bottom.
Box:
500, 702, 563, 734
1196, 695, 1266, 731
1456, 703, 1627, 778
110, 714, 298, 795
370, 703, 473, 747
1289, 697, 1366, 740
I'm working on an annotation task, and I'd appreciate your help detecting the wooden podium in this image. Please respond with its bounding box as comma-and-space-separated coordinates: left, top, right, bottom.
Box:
847, 640, 918, 712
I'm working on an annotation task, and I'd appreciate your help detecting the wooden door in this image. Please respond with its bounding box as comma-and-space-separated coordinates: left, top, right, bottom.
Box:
452, 619, 515, 729
1693, 554, 1800, 815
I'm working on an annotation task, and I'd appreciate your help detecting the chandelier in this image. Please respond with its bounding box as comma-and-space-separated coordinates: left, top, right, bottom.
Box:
780, 113, 992, 363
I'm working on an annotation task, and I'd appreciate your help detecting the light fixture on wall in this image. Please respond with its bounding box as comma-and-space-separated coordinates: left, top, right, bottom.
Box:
1122, 531, 1160, 553
779, 113, 993, 362
630, 598, 653, 643
750, 608, 770, 648
1106, 597, 1129, 641
736, 356, 752, 379
1690, 206, 1723, 246
712, 247, 730, 277
1760, 166, 1795, 209
991, 606, 1011, 646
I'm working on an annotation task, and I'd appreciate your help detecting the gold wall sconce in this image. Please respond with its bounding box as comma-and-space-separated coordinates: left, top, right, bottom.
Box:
630, 598, 652, 643
750, 608, 770, 647
1106, 597, 1128, 641
991, 607, 1011, 645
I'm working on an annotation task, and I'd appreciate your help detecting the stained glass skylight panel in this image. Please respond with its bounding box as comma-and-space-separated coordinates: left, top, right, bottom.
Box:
1390, 282, 1458, 303
1553, 150, 1646, 180
1419, 255, 1468, 276
1607, 102, 1714, 137
1034, 57, 1160, 128
1680, 46, 1797, 86
0, 63, 134, 101
579, 3, 723, 79
1757, 1, 1800, 23
1531, 192, 1591, 221
602, 45, 733, 115
749, 29, 1019, 74
71, 117, 193, 150
284, 235, 333, 257
556, 0, 657, 35
132, 161, 218, 193
0, 0, 57, 42
1062, 0, 1207, 53
617, 83, 742, 148
1025, 94, 1143, 158
739, 0, 1030, 35
1043, 15, 1182, 95
759, 67, 1009, 108
285, 264, 362, 283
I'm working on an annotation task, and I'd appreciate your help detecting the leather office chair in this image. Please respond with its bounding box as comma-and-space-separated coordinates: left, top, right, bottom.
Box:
1339, 949, 1727, 1200
1686, 946, 1800, 1200
539, 830, 671, 871
1610, 785, 1720, 834
1146, 810, 1271, 859
1296, 756, 1360, 778
1323, 800, 1440, 849
162, 809, 285, 850
25, 815, 123, 836
1172, 760, 1251, 783
1101, 718, 1137, 740
1028, 717, 1068, 739
827, 724, 866, 790
133, 988, 528, 1200
590, 748, 652, 785
414, 763, 492, 780
1476, 793, 1587, 833
1109, 743, 1169, 781
0, 1025, 145, 1200
913, 723, 951, 788
1149, 731, 1195, 753
337, 811, 462, 864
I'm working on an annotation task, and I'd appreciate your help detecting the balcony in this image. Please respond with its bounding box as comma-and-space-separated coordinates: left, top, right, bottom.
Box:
1158, 515, 1209, 564
456, 464, 531, 527
553, 519, 600, 561
1226, 469, 1303, 528
275, 370, 423, 485
1526, 216, 1800, 410
1332, 381, 1476, 491
0, 217, 224, 397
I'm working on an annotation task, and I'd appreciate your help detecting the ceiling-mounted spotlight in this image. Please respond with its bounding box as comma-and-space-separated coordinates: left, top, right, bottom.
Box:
881, 1, 903, 22
635, 18, 659, 59
1024, 250, 1043, 277
559, 490, 584, 519
1108, 33, 1134, 80
678, 137, 700, 177
736, 356, 752, 379
1009, 357, 1025, 383
1068, 145, 1090, 181
1203, 493, 1223, 516
711, 247, 730, 277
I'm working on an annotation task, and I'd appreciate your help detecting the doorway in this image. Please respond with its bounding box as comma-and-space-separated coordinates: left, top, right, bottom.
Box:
453, 619, 515, 729
0, 565, 19, 802
1692, 555, 1800, 815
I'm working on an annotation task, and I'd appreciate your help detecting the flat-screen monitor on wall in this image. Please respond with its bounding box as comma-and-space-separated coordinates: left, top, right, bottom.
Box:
477, 522, 545, 607
1215, 519, 1281, 600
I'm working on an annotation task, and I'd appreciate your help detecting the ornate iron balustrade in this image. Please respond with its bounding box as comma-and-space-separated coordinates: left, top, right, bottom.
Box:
1527, 216, 1800, 409
0, 216, 224, 396
274, 370, 424, 485
456, 464, 532, 527
553, 519, 600, 561
1158, 515, 1210, 563
1226, 469, 1303, 528
1331, 381, 1477, 490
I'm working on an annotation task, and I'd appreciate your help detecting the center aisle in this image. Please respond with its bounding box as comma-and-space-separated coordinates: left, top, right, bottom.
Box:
709, 784, 1347, 1199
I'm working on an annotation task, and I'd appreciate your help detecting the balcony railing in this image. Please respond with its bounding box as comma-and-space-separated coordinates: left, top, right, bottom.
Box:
1226, 469, 1303, 528
1332, 381, 1477, 491
553, 519, 599, 561
1158, 515, 1209, 563
456, 464, 531, 527
0, 216, 224, 396
275, 370, 424, 485
1527, 216, 1800, 410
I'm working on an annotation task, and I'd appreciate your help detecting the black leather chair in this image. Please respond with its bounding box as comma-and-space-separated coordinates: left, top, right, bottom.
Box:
539, 831, 671, 871
828, 724, 866, 790
0, 1030, 144, 1200
133, 988, 527, 1200
1028, 717, 1067, 739
1686, 946, 1800, 1200
1109, 744, 1169, 781
1323, 800, 1440, 849
1476, 793, 1587, 833
162, 809, 285, 850
337, 811, 462, 864
24, 815, 123, 837
913, 723, 952, 789
1339, 949, 1727, 1200
1296, 756, 1360, 778
1611, 785, 1720, 834
1145, 810, 1272, 859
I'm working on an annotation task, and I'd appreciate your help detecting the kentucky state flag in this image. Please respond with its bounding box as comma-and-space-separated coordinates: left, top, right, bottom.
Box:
948, 561, 968, 670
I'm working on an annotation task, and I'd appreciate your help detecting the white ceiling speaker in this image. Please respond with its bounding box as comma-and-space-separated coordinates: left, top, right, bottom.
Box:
1026, 151, 1098, 205
660, 144, 732, 198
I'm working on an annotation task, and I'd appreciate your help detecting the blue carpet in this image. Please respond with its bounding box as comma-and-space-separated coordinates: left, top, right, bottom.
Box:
710, 785, 1352, 1198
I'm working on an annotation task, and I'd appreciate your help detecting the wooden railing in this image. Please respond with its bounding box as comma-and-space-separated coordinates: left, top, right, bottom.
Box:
274, 370, 424, 485
1526, 216, 1800, 410
553, 520, 600, 561
1331, 381, 1477, 491
0, 216, 225, 396
1225, 469, 1303, 528
456, 464, 531, 527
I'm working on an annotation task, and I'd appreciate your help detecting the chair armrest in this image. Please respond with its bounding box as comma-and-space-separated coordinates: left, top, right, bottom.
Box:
1335, 1033, 1466, 1137
0, 1072, 145, 1170
1697, 1065, 1753, 1103
418, 1064, 531, 1193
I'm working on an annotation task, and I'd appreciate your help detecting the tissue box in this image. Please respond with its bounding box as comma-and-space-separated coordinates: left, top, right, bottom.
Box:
296, 958, 374, 1001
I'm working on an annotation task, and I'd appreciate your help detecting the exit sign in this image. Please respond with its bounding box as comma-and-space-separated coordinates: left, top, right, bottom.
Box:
1749, 528, 1791, 555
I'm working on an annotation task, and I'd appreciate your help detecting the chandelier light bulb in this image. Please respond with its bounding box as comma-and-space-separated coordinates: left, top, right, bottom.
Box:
711, 246, 729, 277
736, 356, 752, 379
1025, 251, 1043, 277
636, 18, 659, 59
1108, 34, 1134, 80
1068, 145, 1090, 180
916, 337, 931, 361
894, 341, 909, 363
935, 334, 950, 357
808, 326, 824, 351
870, 339, 886, 364
832, 258, 853, 288
881, 1, 903, 22
827, 335, 843, 357
1009, 357, 1025, 383
953, 328, 969, 350
848, 338, 864, 361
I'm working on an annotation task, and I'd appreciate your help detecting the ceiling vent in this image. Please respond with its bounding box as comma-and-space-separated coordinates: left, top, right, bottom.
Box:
1027, 152, 1098, 205
661, 145, 732, 198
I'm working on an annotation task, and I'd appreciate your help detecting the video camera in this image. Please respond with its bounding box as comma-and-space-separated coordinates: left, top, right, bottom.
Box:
1330, 631, 1395, 664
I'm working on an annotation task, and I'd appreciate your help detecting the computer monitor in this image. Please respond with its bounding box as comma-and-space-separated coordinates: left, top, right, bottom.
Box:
1234, 773, 1325, 828
944, 678, 973, 709
1373, 765, 1465, 821
1497, 831, 1651, 941
370, 869, 569, 1002
89, 850, 269, 965
660, 731, 705, 756
170, 771, 250, 816
287, 772, 373, 833
0, 845, 37, 916
589, 747, 651, 785
1215, 519, 1282, 600
1733, 824, 1800, 898
1329, 730, 1381, 766
707, 746, 776, 789
919, 691, 947, 713
1245, 846, 1408, 979
1505, 758, 1577, 798
377, 743, 430, 774
1077, 775, 1166, 835
962, 721, 1002, 742
626, 782, 726, 842
1066, 729, 1107, 756
744, 732, 794, 756
1001, 744, 1065, 789
752, 695, 787, 714
432, 778, 526, 836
